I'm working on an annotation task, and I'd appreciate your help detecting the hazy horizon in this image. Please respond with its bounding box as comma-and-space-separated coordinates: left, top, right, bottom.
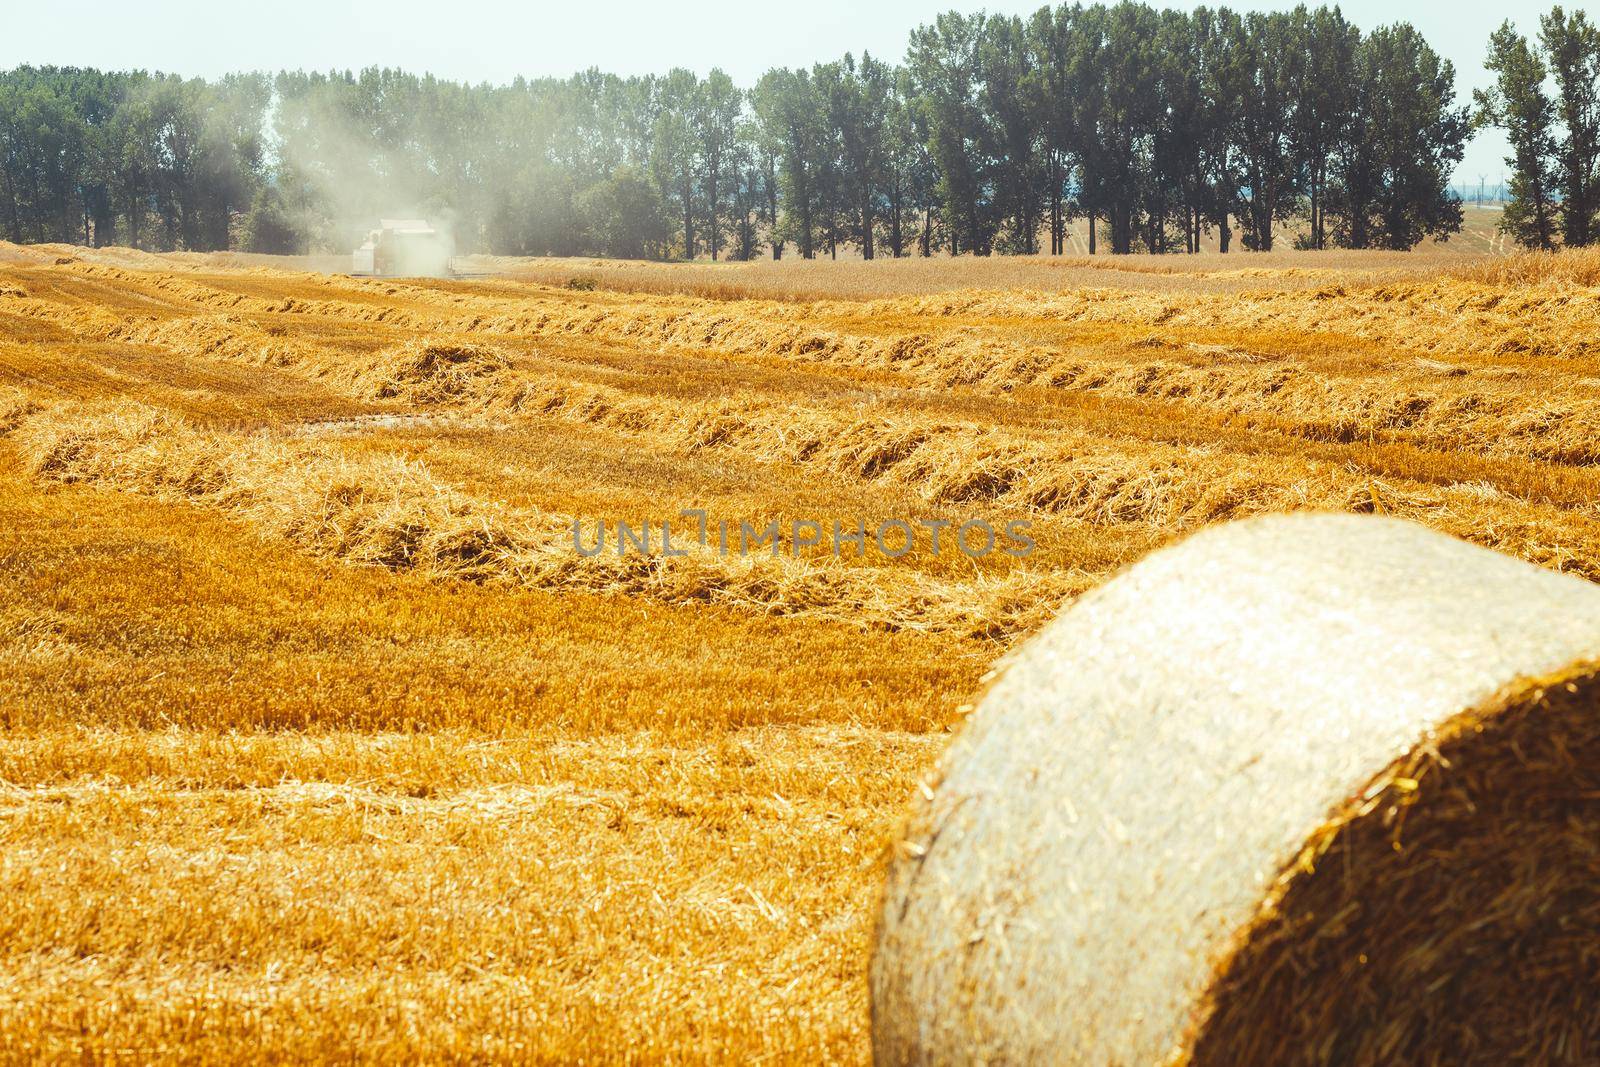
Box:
3, 0, 1576, 189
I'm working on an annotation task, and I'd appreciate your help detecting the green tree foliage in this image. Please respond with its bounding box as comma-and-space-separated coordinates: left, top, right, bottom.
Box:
907, 12, 999, 255
693, 69, 742, 260
977, 17, 1039, 254
752, 67, 826, 258
241, 184, 300, 254
828, 53, 892, 260
1, 4, 1480, 259
579, 166, 671, 259
1293, 7, 1358, 250
1197, 6, 1245, 252
0, 75, 87, 242
1477, 23, 1561, 250
1026, 5, 1074, 255
652, 69, 700, 259
1540, 7, 1600, 247
1230, 11, 1302, 251
1338, 25, 1468, 250
724, 124, 767, 262
883, 67, 939, 257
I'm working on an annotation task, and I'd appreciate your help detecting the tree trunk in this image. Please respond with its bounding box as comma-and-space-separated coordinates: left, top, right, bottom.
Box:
1048, 156, 1059, 255
766, 177, 781, 258
1309, 164, 1325, 250
1088, 210, 1096, 255
95, 201, 115, 247
708, 167, 719, 261
682, 178, 694, 261
1110, 203, 1131, 255
1055, 156, 1065, 255
3, 168, 23, 243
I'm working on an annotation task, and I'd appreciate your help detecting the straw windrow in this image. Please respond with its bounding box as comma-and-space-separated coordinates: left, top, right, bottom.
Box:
3, 396, 1075, 640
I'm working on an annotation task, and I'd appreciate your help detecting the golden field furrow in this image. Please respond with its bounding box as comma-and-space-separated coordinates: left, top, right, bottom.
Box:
14, 259, 1600, 471
2, 243, 1599, 1062
5, 395, 1076, 640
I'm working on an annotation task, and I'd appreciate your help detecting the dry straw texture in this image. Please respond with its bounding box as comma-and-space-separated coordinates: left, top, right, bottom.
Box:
873, 514, 1600, 1066
6, 395, 1067, 639
4, 239, 1600, 1062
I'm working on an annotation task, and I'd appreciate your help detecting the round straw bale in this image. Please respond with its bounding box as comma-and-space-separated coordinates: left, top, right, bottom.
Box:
873, 513, 1600, 1066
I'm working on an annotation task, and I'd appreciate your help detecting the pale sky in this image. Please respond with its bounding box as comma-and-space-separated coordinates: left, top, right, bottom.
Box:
3, 0, 1584, 187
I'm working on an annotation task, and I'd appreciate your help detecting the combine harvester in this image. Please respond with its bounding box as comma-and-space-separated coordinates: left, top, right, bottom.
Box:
352, 218, 454, 278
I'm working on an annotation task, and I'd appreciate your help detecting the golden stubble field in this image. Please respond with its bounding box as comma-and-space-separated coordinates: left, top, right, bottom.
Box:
2, 237, 1599, 1061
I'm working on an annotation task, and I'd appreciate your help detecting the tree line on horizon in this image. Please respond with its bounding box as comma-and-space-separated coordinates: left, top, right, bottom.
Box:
0, 3, 1472, 260
1478, 7, 1600, 251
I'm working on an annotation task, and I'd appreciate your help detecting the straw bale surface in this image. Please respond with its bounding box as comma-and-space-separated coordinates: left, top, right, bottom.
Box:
874, 513, 1600, 1065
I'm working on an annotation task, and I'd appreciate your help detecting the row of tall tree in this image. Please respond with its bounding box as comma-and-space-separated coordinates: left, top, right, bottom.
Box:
0, 67, 269, 250
1478, 7, 1600, 250
0, 2, 1470, 259
903, 5, 1467, 254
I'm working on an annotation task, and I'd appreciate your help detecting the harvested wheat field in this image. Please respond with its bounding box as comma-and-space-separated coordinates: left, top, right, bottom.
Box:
2, 242, 1600, 1061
